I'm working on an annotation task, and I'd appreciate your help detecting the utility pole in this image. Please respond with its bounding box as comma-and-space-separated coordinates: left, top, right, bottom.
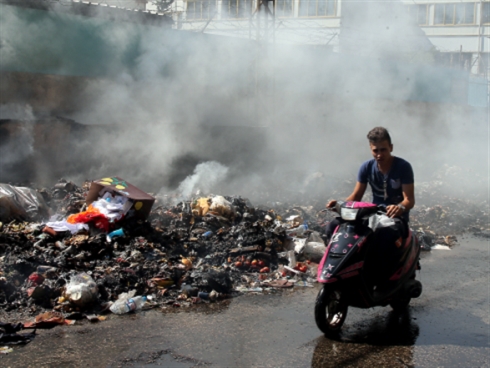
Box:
249, 0, 275, 127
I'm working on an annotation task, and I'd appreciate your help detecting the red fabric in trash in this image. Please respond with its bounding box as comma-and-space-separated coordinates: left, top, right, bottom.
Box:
67, 205, 110, 232
28, 273, 45, 286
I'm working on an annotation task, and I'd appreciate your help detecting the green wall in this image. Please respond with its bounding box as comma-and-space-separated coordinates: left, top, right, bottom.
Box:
0, 4, 153, 77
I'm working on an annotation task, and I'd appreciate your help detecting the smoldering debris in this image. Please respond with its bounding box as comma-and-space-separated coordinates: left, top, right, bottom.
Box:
0, 174, 487, 333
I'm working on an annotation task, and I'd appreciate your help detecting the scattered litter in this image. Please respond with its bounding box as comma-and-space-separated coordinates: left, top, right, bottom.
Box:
431, 244, 451, 250
110, 293, 147, 315
0, 172, 486, 333
64, 273, 98, 308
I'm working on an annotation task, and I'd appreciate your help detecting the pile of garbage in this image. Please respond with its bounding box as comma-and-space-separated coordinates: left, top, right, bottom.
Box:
0, 174, 488, 337
0, 178, 332, 333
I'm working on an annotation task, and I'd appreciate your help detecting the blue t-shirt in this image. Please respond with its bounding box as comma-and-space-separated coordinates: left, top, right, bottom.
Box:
357, 157, 414, 221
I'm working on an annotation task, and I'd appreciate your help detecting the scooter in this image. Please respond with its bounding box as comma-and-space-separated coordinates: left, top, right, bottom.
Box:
315, 201, 422, 336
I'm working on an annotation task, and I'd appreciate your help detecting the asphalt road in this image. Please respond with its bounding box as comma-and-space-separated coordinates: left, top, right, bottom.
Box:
2, 236, 489, 368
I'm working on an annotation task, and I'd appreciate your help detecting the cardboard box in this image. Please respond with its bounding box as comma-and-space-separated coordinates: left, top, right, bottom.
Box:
86, 177, 155, 220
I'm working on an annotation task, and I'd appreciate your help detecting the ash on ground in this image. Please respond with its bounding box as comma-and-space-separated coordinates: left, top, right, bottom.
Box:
0, 171, 487, 337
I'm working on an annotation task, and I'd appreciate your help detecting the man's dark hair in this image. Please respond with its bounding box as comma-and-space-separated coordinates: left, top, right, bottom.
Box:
367, 127, 392, 145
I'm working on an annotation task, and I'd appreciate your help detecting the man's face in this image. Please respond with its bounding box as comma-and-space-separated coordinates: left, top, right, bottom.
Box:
369, 140, 393, 164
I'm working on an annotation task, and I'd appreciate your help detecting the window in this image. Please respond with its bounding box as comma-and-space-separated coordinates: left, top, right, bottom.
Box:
298, 0, 337, 17
407, 4, 428, 25
455, 3, 475, 24
186, 0, 217, 20
483, 2, 490, 24
221, 0, 253, 19
434, 4, 444, 24
434, 3, 475, 25
276, 0, 294, 18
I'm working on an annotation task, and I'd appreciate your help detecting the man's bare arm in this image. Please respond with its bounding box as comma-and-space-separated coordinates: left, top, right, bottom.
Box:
386, 183, 415, 218
400, 183, 415, 210
346, 182, 368, 202
326, 182, 367, 208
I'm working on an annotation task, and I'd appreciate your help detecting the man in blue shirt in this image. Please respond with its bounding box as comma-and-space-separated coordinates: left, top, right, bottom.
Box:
327, 126, 415, 218
325, 127, 415, 279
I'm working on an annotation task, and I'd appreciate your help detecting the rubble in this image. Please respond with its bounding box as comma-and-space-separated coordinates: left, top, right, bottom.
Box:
0, 173, 487, 328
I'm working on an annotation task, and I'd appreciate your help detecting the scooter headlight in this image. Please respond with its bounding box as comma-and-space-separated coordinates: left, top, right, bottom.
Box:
340, 208, 359, 221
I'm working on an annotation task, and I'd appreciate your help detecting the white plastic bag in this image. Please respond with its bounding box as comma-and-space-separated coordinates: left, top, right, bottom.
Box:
303, 231, 326, 262
368, 213, 396, 231
209, 196, 235, 217
45, 219, 89, 234
304, 242, 326, 262
293, 238, 307, 254
0, 184, 50, 222
64, 273, 98, 308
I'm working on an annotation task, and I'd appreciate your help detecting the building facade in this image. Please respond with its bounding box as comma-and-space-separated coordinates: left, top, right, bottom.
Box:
99, 0, 148, 10
145, 0, 489, 76
404, 1, 489, 75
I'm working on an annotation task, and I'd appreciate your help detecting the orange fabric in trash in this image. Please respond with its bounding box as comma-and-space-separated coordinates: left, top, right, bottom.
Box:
67, 205, 110, 232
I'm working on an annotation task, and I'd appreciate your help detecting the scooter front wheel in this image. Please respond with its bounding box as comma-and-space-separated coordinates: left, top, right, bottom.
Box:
314, 285, 348, 336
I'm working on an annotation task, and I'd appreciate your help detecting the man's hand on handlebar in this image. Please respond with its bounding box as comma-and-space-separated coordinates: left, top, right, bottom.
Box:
386, 204, 403, 218
326, 200, 337, 209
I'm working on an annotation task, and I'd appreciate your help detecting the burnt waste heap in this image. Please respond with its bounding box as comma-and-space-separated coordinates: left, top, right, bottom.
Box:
0, 173, 487, 344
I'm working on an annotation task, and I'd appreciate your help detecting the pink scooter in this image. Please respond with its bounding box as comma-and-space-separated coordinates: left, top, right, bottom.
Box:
315, 201, 422, 336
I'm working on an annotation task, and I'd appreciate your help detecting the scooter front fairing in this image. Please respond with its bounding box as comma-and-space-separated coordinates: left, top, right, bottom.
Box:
317, 223, 372, 284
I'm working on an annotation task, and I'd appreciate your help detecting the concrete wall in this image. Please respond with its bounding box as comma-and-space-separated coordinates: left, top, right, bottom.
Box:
0, 72, 93, 116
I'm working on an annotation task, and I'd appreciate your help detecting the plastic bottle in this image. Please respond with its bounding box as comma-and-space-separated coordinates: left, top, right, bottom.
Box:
110, 295, 147, 314
286, 224, 308, 236
106, 228, 124, 243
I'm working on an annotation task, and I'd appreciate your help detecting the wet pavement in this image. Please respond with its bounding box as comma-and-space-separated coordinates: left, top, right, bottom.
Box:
2, 236, 488, 368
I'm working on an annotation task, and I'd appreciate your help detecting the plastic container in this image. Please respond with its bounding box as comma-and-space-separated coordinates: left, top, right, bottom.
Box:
198, 291, 209, 300
110, 295, 147, 314
106, 228, 124, 243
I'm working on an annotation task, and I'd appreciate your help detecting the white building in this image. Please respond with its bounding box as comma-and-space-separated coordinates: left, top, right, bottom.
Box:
403, 1, 489, 75
147, 0, 489, 76
98, 0, 148, 10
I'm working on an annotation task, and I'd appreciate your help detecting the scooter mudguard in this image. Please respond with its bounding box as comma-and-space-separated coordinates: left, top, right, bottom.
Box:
317, 223, 371, 283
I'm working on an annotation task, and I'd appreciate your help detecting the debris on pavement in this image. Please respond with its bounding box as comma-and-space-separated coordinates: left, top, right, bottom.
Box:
0, 172, 487, 330
0, 322, 36, 346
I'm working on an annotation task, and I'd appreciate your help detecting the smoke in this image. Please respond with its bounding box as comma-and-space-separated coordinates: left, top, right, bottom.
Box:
0, 104, 35, 167
0, 1, 487, 204
0, 103, 35, 121
173, 161, 229, 199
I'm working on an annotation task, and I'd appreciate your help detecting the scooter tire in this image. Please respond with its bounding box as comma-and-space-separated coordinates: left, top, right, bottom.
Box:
314, 286, 348, 337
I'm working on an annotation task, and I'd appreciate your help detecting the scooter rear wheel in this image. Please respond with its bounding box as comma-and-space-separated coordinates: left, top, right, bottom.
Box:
314, 286, 348, 336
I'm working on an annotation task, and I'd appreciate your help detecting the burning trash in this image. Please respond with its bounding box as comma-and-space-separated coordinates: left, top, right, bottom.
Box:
0, 173, 487, 334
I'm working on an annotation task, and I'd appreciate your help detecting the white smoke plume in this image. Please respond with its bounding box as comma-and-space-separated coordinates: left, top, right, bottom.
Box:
176, 161, 229, 199
0, 1, 487, 204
